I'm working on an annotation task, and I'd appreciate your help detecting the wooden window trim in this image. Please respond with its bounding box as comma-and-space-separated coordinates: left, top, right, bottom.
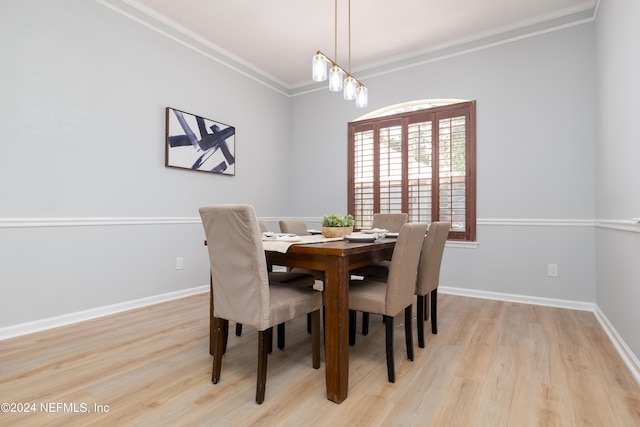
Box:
348, 101, 476, 241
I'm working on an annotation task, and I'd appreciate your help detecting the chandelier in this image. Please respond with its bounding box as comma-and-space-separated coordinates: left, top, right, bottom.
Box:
312, 0, 368, 108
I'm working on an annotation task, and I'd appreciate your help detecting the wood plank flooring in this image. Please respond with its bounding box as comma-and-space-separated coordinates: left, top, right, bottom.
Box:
1, 293, 639, 426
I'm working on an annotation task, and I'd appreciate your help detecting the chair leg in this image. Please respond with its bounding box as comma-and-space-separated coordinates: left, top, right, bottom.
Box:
404, 305, 414, 361
277, 323, 285, 350
384, 315, 395, 383
349, 310, 357, 346
424, 292, 429, 321
209, 274, 214, 356
222, 319, 229, 354
417, 295, 426, 348
236, 323, 243, 336
256, 328, 271, 404
209, 317, 215, 356
310, 310, 321, 369
362, 312, 369, 335
431, 289, 438, 334
211, 317, 226, 384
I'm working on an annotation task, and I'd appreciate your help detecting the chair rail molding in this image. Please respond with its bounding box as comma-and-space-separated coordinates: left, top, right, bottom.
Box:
478, 218, 595, 227
3, 217, 639, 235
0, 217, 201, 228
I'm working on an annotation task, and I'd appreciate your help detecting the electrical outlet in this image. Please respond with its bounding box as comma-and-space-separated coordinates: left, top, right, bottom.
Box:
176, 257, 184, 270
547, 263, 558, 277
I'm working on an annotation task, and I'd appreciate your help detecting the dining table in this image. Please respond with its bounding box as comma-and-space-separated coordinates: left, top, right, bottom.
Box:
263, 234, 396, 403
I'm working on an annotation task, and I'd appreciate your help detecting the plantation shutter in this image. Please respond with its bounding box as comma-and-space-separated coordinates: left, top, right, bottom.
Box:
349, 101, 475, 240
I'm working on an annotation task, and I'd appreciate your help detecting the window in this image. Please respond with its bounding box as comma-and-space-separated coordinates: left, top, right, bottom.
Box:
348, 101, 476, 241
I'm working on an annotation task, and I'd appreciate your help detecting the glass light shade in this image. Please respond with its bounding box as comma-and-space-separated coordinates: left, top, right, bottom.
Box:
329, 66, 343, 92
355, 85, 368, 108
343, 76, 357, 100
312, 54, 327, 82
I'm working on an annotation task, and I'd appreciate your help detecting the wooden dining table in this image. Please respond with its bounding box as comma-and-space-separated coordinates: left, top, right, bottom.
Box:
264, 237, 396, 403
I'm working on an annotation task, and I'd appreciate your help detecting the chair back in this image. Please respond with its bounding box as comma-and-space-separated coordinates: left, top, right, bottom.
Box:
199, 204, 271, 330
372, 213, 408, 232
279, 220, 308, 235
416, 222, 450, 296
385, 222, 429, 315
258, 220, 268, 232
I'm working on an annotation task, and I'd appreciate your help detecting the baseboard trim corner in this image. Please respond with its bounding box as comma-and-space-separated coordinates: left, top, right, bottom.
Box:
592, 305, 640, 386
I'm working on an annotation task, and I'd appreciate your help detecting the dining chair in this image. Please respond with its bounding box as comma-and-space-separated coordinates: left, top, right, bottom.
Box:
351, 213, 409, 333
256, 220, 321, 339
278, 219, 326, 338
278, 219, 309, 236
348, 222, 428, 383
351, 213, 408, 278
279, 219, 326, 282
234, 219, 269, 337
371, 212, 409, 232
234, 217, 317, 346
199, 204, 322, 404
415, 221, 450, 348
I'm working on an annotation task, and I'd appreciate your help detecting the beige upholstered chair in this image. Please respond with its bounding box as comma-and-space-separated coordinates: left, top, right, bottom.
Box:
352, 213, 409, 332
278, 220, 309, 236
278, 219, 325, 337
233, 218, 317, 345
415, 221, 450, 348
348, 222, 428, 383
371, 212, 409, 232
199, 204, 322, 404
279, 219, 325, 283
351, 213, 408, 278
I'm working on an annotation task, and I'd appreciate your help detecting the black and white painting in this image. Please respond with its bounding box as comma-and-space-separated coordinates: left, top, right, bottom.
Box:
165, 107, 235, 175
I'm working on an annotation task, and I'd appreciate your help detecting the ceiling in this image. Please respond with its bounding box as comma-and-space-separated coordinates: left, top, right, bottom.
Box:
125, 0, 597, 90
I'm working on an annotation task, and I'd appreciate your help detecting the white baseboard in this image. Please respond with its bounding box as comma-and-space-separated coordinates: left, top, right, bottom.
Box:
592, 305, 640, 386
439, 286, 596, 311
0, 285, 209, 340
440, 285, 640, 385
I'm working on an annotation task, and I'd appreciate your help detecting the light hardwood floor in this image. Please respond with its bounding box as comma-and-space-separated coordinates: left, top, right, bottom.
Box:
1, 293, 639, 426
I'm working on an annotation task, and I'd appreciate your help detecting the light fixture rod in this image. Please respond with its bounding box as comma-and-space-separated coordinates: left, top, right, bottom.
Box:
347, 0, 351, 73
315, 50, 365, 89
334, 0, 338, 61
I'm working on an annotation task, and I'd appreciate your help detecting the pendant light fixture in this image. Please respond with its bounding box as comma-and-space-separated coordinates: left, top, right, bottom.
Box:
312, 0, 367, 108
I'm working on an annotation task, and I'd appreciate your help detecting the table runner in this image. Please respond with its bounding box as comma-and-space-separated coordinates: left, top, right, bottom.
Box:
262, 235, 344, 253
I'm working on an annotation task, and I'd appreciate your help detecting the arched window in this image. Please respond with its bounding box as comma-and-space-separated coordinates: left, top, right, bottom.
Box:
348, 100, 476, 241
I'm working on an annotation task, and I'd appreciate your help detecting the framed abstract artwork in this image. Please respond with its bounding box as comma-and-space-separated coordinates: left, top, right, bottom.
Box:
165, 107, 236, 175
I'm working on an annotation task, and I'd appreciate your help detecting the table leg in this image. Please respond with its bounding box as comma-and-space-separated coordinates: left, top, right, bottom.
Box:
322, 256, 349, 403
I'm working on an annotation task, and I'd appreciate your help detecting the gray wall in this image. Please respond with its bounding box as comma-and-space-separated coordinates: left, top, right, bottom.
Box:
595, 0, 640, 363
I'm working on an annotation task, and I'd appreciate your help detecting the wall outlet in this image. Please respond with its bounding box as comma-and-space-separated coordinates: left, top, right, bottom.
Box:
176, 257, 184, 270
547, 263, 558, 277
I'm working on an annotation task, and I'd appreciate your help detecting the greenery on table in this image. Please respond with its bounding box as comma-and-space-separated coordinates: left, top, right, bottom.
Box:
321, 213, 354, 227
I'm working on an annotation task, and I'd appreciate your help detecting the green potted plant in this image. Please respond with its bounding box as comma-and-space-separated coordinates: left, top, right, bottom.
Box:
321, 213, 355, 238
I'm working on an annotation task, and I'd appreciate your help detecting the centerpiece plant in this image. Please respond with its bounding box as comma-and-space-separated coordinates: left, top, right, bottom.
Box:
320, 213, 354, 237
